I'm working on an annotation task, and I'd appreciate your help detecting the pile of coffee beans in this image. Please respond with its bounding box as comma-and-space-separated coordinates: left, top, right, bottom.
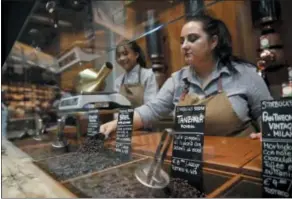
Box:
164, 178, 206, 198
77, 135, 105, 154
66, 160, 205, 198
37, 135, 131, 181
68, 163, 166, 198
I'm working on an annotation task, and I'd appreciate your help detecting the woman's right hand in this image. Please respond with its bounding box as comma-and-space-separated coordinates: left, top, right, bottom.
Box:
250, 132, 262, 141
100, 120, 118, 139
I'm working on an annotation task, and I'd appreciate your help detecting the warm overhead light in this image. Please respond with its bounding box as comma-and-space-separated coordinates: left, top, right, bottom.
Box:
46, 1, 56, 13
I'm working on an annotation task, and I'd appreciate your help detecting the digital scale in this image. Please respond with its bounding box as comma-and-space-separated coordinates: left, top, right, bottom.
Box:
58, 92, 131, 113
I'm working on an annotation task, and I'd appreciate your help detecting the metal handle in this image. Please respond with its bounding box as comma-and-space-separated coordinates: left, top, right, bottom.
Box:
57, 116, 66, 139
135, 128, 174, 189
146, 129, 173, 183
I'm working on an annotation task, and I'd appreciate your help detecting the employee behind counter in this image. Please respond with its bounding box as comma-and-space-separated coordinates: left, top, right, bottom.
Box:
100, 14, 273, 138
114, 39, 159, 108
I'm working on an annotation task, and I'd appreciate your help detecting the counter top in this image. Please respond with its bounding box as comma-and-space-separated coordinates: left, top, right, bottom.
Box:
3, 130, 263, 198
1, 139, 75, 198
129, 132, 261, 173
241, 155, 262, 178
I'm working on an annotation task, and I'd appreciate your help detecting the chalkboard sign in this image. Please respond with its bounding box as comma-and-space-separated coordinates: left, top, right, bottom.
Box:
87, 110, 100, 137
261, 99, 292, 198
171, 105, 205, 191
115, 108, 134, 159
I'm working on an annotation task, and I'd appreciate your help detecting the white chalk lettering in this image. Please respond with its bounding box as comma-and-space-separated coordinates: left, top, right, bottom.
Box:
263, 156, 292, 164
268, 123, 292, 131
177, 114, 204, 124
273, 130, 292, 138
262, 100, 292, 110
263, 112, 292, 122
119, 114, 130, 121
180, 124, 196, 129
264, 187, 289, 198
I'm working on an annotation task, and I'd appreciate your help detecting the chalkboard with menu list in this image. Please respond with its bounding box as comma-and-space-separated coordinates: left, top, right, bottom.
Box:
171, 105, 205, 192
115, 108, 134, 159
87, 110, 100, 137
261, 99, 292, 198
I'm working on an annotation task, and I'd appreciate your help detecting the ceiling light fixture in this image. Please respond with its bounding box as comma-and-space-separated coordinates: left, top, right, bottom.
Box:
46, 1, 56, 13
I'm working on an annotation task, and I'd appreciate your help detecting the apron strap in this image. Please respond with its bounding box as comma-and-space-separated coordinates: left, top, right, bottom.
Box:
179, 78, 190, 101
217, 76, 223, 93
121, 65, 141, 85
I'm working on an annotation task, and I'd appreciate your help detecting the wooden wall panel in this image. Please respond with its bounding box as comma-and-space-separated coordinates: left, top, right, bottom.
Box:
125, 0, 256, 75
59, 32, 86, 54
159, 3, 185, 75
205, 0, 256, 63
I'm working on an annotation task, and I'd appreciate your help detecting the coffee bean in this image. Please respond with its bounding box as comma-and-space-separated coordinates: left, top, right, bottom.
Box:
66, 161, 205, 198
165, 178, 206, 198
38, 136, 131, 181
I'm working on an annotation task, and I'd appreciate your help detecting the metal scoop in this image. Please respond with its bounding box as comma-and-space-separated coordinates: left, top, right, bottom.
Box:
51, 116, 68, 148
135, 128, 174, 189
33, 117, 46, 141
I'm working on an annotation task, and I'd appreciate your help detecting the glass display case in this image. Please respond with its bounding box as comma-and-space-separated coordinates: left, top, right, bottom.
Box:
2, 0, 291, 198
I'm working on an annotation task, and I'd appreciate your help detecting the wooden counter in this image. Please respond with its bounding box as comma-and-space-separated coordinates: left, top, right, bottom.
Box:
129, 132, 261, 173
241, 155, 262, 178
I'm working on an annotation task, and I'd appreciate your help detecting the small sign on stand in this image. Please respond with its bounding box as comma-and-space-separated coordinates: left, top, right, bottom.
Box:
87, 110, 100, 137
171, 105, 206, 192
261, 99, 292, 198
115, 108, 134, 160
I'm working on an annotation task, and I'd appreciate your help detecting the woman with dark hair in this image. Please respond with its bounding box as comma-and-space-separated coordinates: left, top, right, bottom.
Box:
101, 15, 273, 137
114, 39, 158, 108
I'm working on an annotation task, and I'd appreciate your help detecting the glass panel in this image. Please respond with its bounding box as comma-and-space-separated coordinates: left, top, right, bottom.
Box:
4, 0, 287, 198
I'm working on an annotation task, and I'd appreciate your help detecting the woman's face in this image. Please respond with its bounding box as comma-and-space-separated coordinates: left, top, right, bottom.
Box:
116, 45, 139, 72
180, 21, 217, 66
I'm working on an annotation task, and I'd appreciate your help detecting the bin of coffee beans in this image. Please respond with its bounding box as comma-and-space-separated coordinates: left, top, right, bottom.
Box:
63, 159, 206, 198
21, 143, 78, 161
35, 134, 139, 181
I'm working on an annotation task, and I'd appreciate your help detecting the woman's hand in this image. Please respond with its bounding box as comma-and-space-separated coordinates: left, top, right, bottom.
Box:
100, 120, 118, 139
250, 132, 262, 141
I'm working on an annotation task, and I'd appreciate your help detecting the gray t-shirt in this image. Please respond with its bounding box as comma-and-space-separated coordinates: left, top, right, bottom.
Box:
115, 64, 159, 104
136, 62, 273, 128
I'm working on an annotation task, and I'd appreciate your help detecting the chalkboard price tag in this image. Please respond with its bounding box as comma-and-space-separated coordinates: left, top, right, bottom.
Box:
261, 99, 292, 198
115, 108, 134, 159
87, 110, 100, 137
171, 105, 205, 191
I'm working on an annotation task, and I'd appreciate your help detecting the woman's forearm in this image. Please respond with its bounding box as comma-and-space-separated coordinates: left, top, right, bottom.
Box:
133, 111, 144, 130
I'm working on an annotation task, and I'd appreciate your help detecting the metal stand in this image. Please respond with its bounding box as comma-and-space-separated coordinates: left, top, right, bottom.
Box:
51, 116, 68, 148
33, 118, 46, 141
135, 128, 174, 189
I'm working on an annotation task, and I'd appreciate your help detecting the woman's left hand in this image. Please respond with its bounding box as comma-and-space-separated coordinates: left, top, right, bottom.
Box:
250, 132, 262, 141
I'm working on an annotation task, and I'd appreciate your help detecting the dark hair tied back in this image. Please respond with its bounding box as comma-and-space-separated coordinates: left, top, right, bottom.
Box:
116, 40, 147, 68
186, 14, 254, 71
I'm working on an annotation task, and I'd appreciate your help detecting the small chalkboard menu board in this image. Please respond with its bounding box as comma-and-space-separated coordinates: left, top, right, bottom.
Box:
171, 105, 205, 191
115, 108, 134, 159
261, 99, 292, 198
87, 110, 100, 137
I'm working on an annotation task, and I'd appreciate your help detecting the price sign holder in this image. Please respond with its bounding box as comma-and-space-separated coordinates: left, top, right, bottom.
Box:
87, 110, 100, 137
171, 105, 206, 192
115, 108, 134, 160
261, 99, 292, 198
